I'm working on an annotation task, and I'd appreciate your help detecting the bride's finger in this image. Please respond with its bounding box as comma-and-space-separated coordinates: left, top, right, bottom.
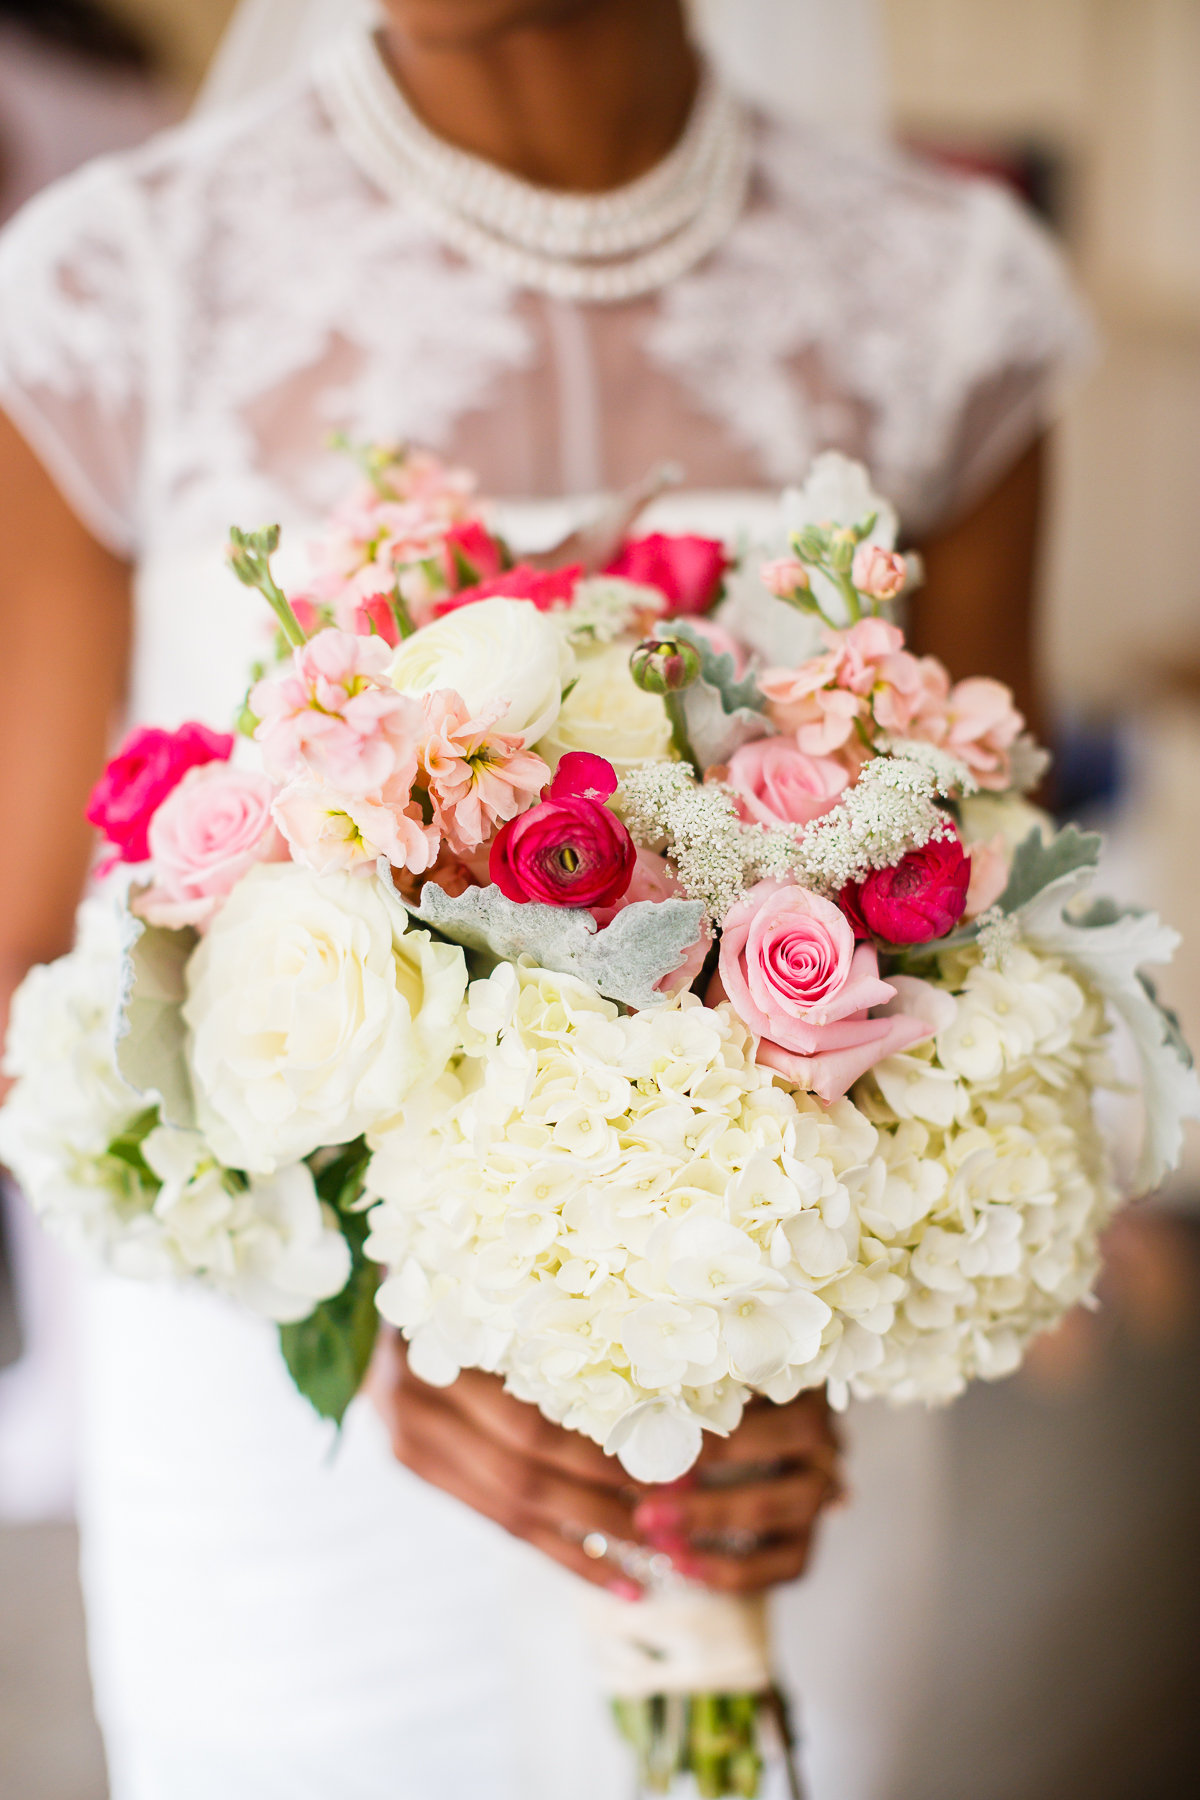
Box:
679, 1531, 815, 1596
412, 1360, 630, 1491
696, 1391, 839, 1474
636, 1468, 835, 1546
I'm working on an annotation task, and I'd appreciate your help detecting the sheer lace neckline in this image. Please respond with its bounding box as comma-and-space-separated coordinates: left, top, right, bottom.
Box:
314, 28, 751, 303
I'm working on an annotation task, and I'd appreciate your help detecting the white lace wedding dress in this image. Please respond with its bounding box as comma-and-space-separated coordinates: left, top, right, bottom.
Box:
0, 28, 1087, 1800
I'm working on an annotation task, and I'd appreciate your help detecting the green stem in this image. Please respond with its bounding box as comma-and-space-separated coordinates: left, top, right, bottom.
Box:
228, 526, 307, 648
664, 691, 699, 772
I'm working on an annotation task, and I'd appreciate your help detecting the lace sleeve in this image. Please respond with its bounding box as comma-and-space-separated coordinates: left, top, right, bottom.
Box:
912, 180, 1094, 536
0, 158, 148, 556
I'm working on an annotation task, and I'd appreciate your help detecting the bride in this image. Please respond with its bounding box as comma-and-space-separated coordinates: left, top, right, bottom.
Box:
0, 2, 1087, 1795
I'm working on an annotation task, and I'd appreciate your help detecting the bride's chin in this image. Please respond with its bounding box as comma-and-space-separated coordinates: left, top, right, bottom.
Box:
379, 0, 608, 51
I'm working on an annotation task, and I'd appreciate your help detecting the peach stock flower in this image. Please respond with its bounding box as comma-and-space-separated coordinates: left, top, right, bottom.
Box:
420, 689, 550, 856
252, 629, 425, 797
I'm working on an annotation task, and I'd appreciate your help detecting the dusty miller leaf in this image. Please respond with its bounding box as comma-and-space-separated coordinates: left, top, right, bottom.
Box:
115, 914, 197, 1129
672, 620, 766, 714
669, 621, 775, 769
400, 878, 705, 1012
996, 825, 1102, 917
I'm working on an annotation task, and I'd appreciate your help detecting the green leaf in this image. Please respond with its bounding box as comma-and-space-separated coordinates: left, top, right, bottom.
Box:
996, 824, 1102, 917
278, 1144, 380, 1428
400, 877, 706, 1012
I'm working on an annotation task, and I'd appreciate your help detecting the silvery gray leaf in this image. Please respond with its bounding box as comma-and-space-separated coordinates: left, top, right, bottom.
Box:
115, 914, 197, 1128
400, 877, 705, 1012
671, 620, 766, 714
678, 676, 775, 771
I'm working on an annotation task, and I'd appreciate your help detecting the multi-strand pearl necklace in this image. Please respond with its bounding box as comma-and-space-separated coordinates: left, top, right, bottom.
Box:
317, 29, 751, 304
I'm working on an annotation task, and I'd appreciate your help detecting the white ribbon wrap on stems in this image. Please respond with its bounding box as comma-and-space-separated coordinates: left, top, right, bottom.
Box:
582, 1587, 772, 1701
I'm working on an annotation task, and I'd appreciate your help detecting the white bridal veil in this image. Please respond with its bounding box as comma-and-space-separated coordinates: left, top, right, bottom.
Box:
199, 0, 888, 140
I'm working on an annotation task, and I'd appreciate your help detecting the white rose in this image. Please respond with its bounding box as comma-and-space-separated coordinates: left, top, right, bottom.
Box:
535, 640, 672, 775
387, 596, 573, 745
183, 865, 467, 1173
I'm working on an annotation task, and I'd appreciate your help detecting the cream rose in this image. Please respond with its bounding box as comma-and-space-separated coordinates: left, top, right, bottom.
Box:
536, 639, 672, 776
183, 864, 467, 1172
387, 596, 573, 746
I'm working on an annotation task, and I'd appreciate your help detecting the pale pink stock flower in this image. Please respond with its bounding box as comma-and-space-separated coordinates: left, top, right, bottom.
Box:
939, 677, 1025, 790
273, 776, 439, 876
725, 738, 849, 831
135, 763, 287, 930
758, 651, 864, 753
252, 629, 425, 796
420, 688, 550, 856
760, 556, 810, 599
851, 542, 908, 602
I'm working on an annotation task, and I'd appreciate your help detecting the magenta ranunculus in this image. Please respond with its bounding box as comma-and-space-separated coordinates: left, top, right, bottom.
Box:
711, 879, 933, 1102
604, 533, 727, 616
489, 752, 635, 908
434, 563, 582, 616
85, 722, 234, 864
839, 834, 971, 946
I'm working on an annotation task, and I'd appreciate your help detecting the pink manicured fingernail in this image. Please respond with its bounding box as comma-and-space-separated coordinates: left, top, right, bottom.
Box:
634, 1499, 683, 1534
607, 1578, 644, 1603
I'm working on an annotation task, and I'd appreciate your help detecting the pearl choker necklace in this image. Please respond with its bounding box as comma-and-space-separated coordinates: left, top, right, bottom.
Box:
317, 30, 751, 304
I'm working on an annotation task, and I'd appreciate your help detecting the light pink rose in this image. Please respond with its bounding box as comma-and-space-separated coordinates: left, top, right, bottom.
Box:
851, 543, 908, 603
252, 628, 425, 796
272, 776, 438, 877
725, 738, 849, 831
135, 763, 287, 929
711, 880, 933, 1102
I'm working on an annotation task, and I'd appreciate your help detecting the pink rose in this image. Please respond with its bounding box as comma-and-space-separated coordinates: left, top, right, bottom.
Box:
711, 880, 932, 1102
136, 763, 287, 928
252, 628, 424, 796
839, 834, 970, 946
725, 738, 849, 832
86, 722, 234, 865
851, 543, 908, 603
604, 533, 727, 616
489, 753, 635, 908
434, 562, 582, 617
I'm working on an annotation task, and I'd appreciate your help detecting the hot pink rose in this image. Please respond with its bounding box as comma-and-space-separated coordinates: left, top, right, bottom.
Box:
839, 833, 970, 945
851, 543, 908, 602
604, 534, 727, 616
86, 722, 234, 865
434, 562, 582, 617
251, 628, 424, 795
136, 763, 287, 929
489, 753, 635, 908
725, 738, 849, 832
711, 880, 932, 1102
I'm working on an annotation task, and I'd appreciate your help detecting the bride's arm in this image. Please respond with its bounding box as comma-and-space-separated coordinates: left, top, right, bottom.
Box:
0, 412, 132, 1092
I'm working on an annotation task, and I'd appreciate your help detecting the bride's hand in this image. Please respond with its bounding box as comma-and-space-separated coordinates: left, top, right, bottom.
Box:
370, 1332, 843, 1597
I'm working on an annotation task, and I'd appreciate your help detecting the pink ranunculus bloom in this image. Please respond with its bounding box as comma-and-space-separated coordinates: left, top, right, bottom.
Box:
433, 563, 583, 618
725, 738, 850, 832
839, 833, 971, 946
760, 556, 810, 600
86, 722, 234, 865
710, 879, 933, 1103
963, 831, 1011, 919
251, 628, 425, 796
939, 677, 1025, 790
591, 848, 711, 997
604, 533, 728, 617
135, 763, 288, 929
441, 519, 505, 590
489, 752, 636, 908
851, 543, 908, 603
272, 775, 439, 877
420, 688, 551, 856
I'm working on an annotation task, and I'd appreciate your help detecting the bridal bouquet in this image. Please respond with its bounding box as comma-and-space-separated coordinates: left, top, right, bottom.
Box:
3, 444, 1196, 1798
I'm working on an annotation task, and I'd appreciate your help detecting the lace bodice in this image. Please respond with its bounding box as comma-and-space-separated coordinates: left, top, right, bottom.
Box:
0, 31, 1087, 567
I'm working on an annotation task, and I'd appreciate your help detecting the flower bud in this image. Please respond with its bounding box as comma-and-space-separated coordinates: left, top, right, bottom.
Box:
760, 557, 811, 602
629, 635, 702, 696
851, 542, 908, 603
828, 527, 857, 575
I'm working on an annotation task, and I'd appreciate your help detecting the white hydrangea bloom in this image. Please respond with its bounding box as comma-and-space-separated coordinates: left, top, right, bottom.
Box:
365, 963, 881, 1482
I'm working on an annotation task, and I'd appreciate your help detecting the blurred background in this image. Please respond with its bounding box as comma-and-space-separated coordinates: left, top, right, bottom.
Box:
1, 2, 1198, 1796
